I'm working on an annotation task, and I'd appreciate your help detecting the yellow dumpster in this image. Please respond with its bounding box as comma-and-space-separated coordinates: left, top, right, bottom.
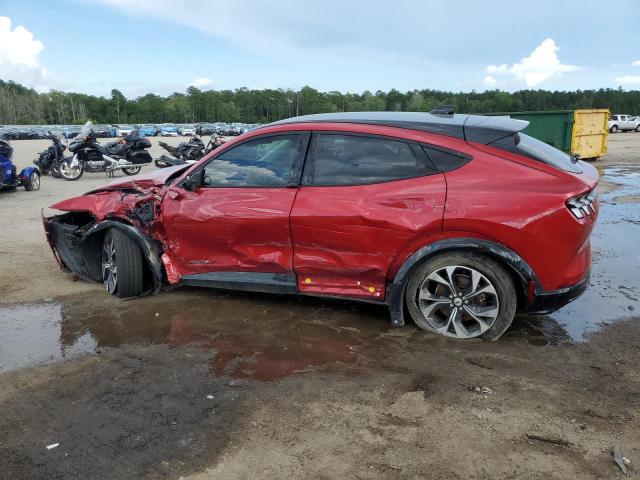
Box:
571, 109, 609, 160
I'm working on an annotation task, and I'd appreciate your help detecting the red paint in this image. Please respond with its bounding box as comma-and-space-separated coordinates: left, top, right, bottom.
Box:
47, 120, 599, 304
160, 187, 297, 275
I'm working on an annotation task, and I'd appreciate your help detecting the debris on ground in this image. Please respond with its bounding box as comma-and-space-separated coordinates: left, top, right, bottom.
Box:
46, 443, 59, 450
525, 434, 571, 448
612, 446, 628, 475
468, 385, 494, 395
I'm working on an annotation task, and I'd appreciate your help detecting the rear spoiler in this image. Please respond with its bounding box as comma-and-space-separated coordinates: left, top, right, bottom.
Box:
464, 115, 529, 144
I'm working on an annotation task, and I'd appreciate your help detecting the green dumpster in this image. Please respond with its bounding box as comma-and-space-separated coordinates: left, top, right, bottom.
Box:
487, 111, 574, 153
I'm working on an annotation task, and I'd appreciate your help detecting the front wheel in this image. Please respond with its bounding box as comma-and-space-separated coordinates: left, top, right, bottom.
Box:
102, 229, 144, 298
635, 125, 640, 132
122, 166, 142, 176
610, 125, 618, 133
59, 158, 84, 181
405, 252, 517, 341
23, 171, 40, 191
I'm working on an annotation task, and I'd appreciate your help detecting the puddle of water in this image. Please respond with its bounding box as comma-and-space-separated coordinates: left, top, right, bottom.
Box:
543, 166, 640, 339
0, 292, 398, 378
0, 303, 94, 373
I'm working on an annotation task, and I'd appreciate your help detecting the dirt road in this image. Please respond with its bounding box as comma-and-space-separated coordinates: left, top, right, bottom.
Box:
0, 133, 639, 479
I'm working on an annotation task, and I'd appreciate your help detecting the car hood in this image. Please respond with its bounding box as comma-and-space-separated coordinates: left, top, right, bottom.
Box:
91, 164, 190, 191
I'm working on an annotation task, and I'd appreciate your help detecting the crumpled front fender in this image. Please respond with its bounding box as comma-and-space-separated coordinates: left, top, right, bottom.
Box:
45, 214, 164, 295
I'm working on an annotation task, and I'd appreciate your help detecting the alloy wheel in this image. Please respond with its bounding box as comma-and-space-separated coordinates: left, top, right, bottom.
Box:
31, 172, 40, 190
102, 236, 118, 294
418, 265, 500, 339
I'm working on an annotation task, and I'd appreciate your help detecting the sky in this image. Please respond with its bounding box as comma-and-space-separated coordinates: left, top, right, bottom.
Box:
1, 0, 639, 98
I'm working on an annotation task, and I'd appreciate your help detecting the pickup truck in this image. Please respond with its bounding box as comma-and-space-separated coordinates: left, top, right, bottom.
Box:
608, 114, 640, 133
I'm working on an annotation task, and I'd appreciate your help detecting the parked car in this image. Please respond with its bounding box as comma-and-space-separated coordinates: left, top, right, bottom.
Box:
93, 124, 114, 138
195, 123, 216, 135
608, 114, 640, 133
139, 125, 158, 137
116, 124, 135, 137
0, 127, 19, 140
178, 124, 195, 136
43, 111, 599, 341
160, 125, 178, 136
62, 126, 81, 139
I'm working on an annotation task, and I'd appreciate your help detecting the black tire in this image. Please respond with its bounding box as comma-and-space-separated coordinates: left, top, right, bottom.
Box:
23, 171, 40, 191
405, 251, 517, 341
635, 125, 640, 132
122, 166, 142, 176
102, 229, 144, 298
51, 159, 62, 178
609, 125, 618, 133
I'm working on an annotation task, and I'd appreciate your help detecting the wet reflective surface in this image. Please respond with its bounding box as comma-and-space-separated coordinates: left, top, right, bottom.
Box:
1, 166, 638, 375
0, 292, 415, 376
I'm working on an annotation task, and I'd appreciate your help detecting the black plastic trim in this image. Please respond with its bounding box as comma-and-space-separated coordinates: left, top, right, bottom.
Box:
526, 270, 590, 315
386, 238, 539, 327
180, 271, 298, 295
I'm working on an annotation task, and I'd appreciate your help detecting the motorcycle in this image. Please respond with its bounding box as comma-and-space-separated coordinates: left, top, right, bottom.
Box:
155, 135, 225, 168
59, 121, 152, 181
33, 132, 68, 177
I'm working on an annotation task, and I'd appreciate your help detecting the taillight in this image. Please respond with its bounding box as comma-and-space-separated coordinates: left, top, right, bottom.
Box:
566, 190, 597, 219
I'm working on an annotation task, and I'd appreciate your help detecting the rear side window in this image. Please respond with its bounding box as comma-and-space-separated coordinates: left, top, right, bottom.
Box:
489, 132, 582, 173
305, 134, 436, 186
422, 146, 471, 172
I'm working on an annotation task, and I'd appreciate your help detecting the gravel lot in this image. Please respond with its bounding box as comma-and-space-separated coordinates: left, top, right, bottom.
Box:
0, 133, 639, 479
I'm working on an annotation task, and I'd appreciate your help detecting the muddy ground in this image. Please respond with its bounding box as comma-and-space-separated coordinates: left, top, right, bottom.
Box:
0, 133, 639, 479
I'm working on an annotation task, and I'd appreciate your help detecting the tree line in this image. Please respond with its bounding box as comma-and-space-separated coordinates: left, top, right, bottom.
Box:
1, 79, 638, 126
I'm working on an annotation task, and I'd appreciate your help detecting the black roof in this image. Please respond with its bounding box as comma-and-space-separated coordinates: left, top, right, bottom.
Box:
271, 112, 529, 144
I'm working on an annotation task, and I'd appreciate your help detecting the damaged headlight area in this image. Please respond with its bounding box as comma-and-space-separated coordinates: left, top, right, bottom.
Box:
44, 211, 165, 295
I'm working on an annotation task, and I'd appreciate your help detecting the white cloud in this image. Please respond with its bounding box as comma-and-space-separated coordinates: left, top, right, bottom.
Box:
486, 38, 581, 87
190, 77, 214, 89
0, 16, 51, 91
483, 75, 498, 87
632, 60, 640, 67
614, 75, 640, 85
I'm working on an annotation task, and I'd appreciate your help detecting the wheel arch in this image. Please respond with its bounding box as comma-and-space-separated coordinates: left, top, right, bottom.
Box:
83, 219, 164, 294
386, 238, 537, 327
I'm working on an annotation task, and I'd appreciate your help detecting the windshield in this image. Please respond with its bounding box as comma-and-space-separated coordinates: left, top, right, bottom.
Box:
162, 126, 177, 131
79, 121, 94, 136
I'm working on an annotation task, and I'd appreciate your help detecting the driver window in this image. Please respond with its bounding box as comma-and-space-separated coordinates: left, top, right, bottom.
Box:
202, 135, 301, 187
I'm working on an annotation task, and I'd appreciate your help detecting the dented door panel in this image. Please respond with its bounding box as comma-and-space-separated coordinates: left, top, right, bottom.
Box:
290, 175, 447, 300
160, 188, 298, 277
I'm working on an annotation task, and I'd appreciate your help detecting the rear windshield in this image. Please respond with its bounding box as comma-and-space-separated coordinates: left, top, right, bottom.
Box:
489, 133, 582, 173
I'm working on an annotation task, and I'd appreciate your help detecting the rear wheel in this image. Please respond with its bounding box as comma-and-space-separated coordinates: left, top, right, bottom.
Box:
122, 166, 142, 176
610, 125, 618, 133
405, 252, 517, 341
635, 125, 640, 132
102, 229, 144, 298
23, 171, 40, 191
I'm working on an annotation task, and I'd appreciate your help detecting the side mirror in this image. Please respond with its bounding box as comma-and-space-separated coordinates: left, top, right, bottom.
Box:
182, 172, 201, 191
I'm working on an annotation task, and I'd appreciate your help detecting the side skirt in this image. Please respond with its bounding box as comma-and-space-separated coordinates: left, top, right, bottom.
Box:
179, 271, 299, 295
178, 271, 390, 307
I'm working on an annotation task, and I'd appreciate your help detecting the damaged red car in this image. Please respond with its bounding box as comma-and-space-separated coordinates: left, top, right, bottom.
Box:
44, 112, 599, 340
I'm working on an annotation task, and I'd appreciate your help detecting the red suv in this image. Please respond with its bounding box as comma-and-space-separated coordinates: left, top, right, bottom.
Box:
44, 112, 599, 340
